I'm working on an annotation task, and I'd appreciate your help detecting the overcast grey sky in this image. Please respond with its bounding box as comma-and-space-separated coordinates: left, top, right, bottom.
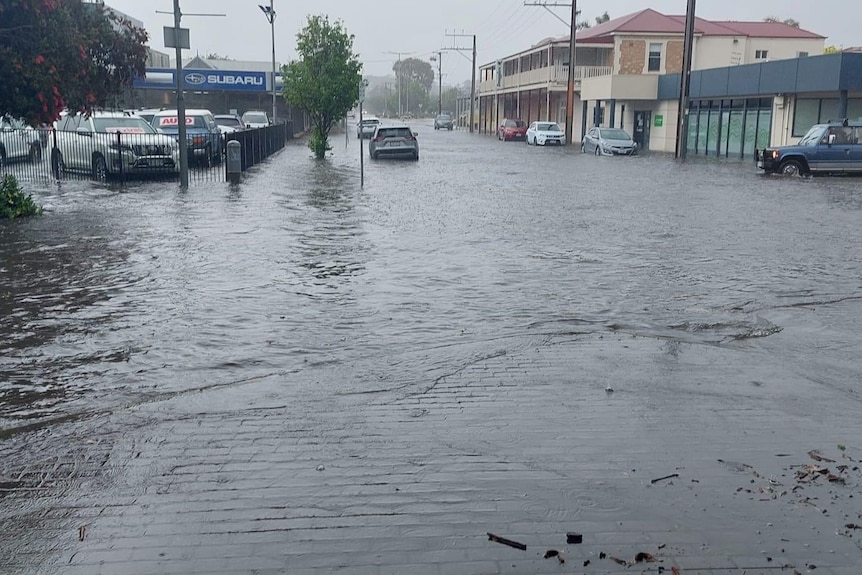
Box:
109, 0, 857, 84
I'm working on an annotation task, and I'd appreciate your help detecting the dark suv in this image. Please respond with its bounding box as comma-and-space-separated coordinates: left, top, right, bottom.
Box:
756, 120, 862, 176
434, 114, 454, 130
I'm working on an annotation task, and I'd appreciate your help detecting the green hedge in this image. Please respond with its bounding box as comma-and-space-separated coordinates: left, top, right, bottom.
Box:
1, 174, 43, 219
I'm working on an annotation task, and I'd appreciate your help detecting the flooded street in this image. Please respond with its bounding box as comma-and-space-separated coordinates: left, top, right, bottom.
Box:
2, 123, 862, 573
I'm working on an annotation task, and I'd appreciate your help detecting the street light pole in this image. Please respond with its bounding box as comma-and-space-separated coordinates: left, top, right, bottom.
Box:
259, 1, 277, 123
431, 52, 442, 116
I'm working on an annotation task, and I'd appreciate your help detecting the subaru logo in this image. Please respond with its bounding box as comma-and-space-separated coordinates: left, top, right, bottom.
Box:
185, 72, 206, 85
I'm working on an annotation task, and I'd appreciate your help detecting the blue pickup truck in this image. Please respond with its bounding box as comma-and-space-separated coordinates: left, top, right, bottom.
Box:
755, 120, 862, 176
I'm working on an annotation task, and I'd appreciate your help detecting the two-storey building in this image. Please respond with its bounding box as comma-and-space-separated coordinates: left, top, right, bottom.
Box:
477, 8, 825, 151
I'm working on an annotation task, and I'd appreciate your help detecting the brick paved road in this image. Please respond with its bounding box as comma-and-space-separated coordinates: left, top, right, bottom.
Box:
2, 125, 862, 574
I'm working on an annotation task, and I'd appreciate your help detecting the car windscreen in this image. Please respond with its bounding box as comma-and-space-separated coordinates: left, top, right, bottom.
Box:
93, 117, 157, 134
243, 113, 267, 124
505, 120, 526, 128
798, 125, 827, 146
437, 115, 451, 121
361, 119, 380, 125
376, 127, 412, 138
215, 117, 242, 127
537, 123, 561, 132
601, 129, 631, 140
155, 115, 206, 129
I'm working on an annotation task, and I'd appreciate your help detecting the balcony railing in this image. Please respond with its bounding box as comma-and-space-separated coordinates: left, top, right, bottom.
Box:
479, 65, 613, 93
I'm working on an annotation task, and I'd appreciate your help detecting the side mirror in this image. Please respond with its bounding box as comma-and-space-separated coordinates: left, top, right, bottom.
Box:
828, 134, 836, 145
413, 132, 419, 137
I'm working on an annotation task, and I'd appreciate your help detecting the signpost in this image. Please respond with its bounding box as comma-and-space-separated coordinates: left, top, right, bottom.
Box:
654, 115, 664, 128
359, 80, 367, 188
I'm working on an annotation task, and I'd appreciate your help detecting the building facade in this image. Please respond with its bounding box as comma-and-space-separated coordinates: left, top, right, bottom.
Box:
477, 9, 826, 152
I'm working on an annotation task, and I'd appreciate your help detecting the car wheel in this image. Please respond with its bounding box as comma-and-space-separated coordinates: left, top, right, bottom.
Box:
779, 159, 806, 176
371, 152, 378, 160
594, 145, 601, 156
580, 143, 585, 153
413, 152, 419, 161
448, 127, 452, 131
29, 144, 42, 163
92, 155, 108, 182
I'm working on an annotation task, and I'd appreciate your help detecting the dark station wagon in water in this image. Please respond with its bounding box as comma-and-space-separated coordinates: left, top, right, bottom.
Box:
756, 120, 862, 176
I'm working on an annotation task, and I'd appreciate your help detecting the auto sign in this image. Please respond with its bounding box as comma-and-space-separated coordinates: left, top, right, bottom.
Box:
158, 117, 195, 126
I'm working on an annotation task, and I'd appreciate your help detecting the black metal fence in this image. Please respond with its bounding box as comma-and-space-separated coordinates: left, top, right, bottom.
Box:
0, 121, 292, 185
223, 121, 292, 173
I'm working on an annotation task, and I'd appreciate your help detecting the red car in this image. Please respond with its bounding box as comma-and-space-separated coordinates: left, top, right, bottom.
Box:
497, 118, 527, 141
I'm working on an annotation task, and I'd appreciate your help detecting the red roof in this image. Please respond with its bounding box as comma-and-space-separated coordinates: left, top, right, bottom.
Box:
576, 8, 824, 43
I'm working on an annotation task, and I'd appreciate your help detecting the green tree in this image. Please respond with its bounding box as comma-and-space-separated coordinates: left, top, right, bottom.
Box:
281, 15, 362, 159
0, 0, 148, 126
595, 11, 611, 25
824, 45, 840, 54
441, 87, 461, 116
394, 58, 435, 93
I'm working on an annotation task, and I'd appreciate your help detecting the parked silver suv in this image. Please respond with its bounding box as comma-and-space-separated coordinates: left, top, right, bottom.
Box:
0, 117, 42, 170
369, 123, 419, 161
53, 111, 180, 180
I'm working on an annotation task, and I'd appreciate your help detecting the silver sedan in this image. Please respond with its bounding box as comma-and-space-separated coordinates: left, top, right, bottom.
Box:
581, 127, 638, 156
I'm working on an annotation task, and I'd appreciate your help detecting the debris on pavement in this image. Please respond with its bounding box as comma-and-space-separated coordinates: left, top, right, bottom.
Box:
566, 531, 583, 544
543, 549, 565, 564
487, 532, 527, 551
651, 473, 679, 484
808, 450, 835, 463
634, 551, 658, 563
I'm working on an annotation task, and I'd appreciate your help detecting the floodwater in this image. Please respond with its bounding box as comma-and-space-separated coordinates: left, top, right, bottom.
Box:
2, 122, 862, 573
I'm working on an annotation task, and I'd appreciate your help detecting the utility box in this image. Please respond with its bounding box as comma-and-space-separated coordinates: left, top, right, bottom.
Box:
226, 140, 242, 183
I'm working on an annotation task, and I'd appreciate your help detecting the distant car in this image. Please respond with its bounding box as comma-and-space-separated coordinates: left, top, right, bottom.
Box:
755, 120, 862, 176
369, 123, 419, 161
214, 114, 245, 135
134, 108, 166, 124
357, 116, 381, 139
152, 109, 223, 167
241, 110, 270, 129
0, 117, 43, 169
526, 121, 566, 146
497, 119, 527, 141
581, 127, 637, 156
434, 114, 454, 130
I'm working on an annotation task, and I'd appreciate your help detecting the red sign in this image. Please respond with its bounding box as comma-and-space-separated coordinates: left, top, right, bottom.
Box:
158, 116, 194, 126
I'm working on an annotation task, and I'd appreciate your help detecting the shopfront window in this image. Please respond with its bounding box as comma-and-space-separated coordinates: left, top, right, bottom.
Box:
648, 43, 662, 72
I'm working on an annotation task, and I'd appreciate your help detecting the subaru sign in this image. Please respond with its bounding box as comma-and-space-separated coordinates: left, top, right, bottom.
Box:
183, 71, 267, 92
133, 69, 272, 93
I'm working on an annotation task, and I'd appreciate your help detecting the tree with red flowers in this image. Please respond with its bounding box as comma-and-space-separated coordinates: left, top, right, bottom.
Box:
0, 0, 148, 126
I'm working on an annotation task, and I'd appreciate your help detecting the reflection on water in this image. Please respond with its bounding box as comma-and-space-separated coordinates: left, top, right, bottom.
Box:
2, 136, 862, 432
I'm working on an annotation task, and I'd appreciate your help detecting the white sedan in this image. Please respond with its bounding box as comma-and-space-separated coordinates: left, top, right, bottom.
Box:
526, 121, 566, 146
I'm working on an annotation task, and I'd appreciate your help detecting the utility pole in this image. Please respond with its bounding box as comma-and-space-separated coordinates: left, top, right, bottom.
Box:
565, 0, 578, 145
157, 3, 225, 189
444, 31, 477, 133
675, 0, 697, 158
172, 0, 188, 188
525, 1, 580, 144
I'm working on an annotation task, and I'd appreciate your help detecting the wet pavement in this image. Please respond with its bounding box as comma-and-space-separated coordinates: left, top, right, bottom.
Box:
2, 121, 862, 574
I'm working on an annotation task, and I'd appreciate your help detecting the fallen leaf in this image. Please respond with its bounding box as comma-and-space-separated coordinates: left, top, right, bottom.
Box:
672, 567, 681, 575
543, 549, 559, 559
609, 556, 628, 566
827, 474, 846, 484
